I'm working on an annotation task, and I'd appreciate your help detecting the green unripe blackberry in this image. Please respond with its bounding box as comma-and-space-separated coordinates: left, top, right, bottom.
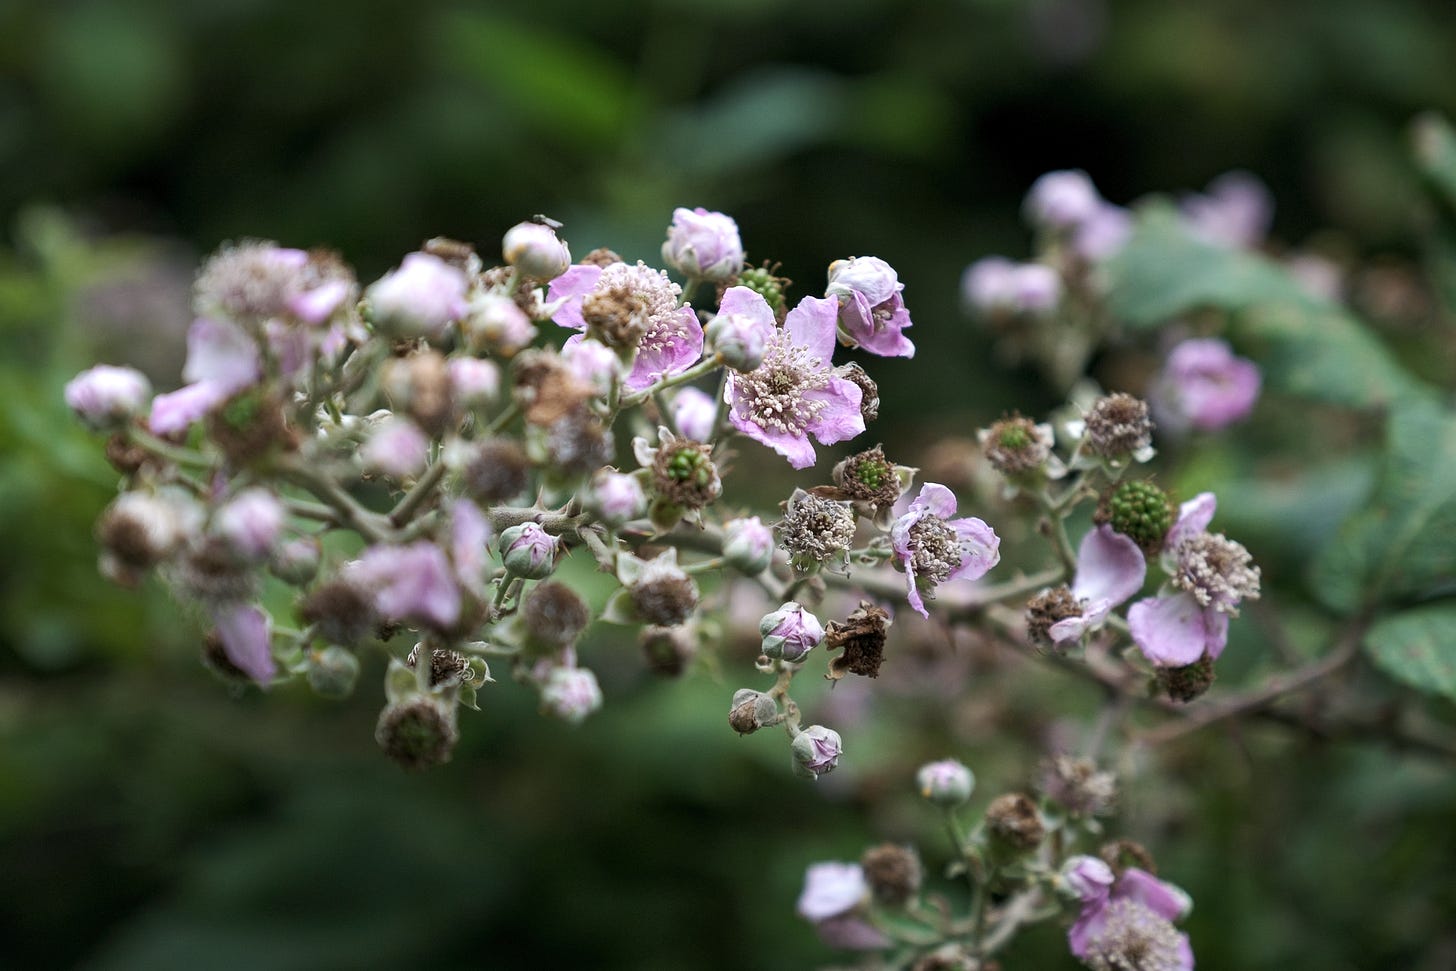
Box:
1100, 480, 1174, 555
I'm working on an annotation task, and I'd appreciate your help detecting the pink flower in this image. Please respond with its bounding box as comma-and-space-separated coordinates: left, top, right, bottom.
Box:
825, 256, 915, 358
796, 862, 889, 951
1151, 338, 1261, 433
671, 386, 717, 442
1069, 866, 1193, 970
725, 295, 865, 469
705, 286, 775, 371
211, 488, 286, 562
661, 207, 744, 282
1181, 171, 1272, 249
148, 317, 262, 435
1025, 170, 1102, 230
1048, 526, 1147, 645
791, 724, 843, 780
548, 261, 704, 394
889, 484, 1000, 617
347, 542, 462, 630
1072, 203, 1133, 262
360, 417, 429, 479
759, 602, 825, 663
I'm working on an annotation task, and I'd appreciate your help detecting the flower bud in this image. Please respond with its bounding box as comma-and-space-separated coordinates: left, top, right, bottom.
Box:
985, 793, 1046, 859
791, 725, 843, 780
728, 688, 778, 735
306, 645, 361, 699
586, 469, 647, 527
540, 666, 603, 724
671, 386, 717, 443
211, 487, 285, 563
1009, 263, 1061, 314
662, 207, 744, 282
1099, 480, 1174, 556
499, 523, 558, 579
641, 625, 696, 677
503, 220, 572, 280
298, 576, 379, 647
759, 602, 825, 663
382, 350, 453, 437
705, 308, 770, 371
722, 516, 774, 574
65, 365, 152, 430
365, 252, 468, 341
522, 580, 591, 651
360, 416, 430, 480
269, 536, 321, 585
561, 338, 621, 397
1024, 169, 1101, 230
448, 357, 502, 409
1060, 855, 1115, 904
461, 438, 531, 505
375, 696, 459, 771
97, 491, 195, 573
860, 844, 923, 908
460, 292, 538, 357
626, 554, 699, 627
916, 759, 974, 807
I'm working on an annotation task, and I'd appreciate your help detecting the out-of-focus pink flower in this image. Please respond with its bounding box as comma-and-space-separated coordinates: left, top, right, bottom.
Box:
1151, 338, 1261, 433
796, 862, 888, 950
65, 365, 152, 430
148, 317, 261, 435
347, 542, 462, 630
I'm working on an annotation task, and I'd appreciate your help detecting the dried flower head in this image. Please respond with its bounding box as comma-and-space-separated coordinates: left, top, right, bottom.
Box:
1082, 393, 1155, 463
376, 697, 459, 771
860, 844, 923, 908
777, 489, 856, 572
980, 415, 1055, 478
824, 601, 891, 680
1040, 755, 1118, 818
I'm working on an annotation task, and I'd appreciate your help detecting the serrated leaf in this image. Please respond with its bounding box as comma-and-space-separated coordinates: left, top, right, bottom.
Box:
1363, 604, 1456, 702
1105, 207, 1423, 408
1312, 400, 1456, 611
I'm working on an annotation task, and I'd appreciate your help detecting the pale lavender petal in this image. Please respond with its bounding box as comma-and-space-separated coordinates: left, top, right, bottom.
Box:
1068, 902, 1109, 960
352, 543, 462, 629
1049, 598, 1109, 644
288, 278, 351, 324
148, 382, 231, 435
910, 483, 959, 520
803, 376, 864, 445
784, 294, 840, 364
947, 516, 1001, 581
623, 306, 704, 393
1166, 492, 1217, 549
264, 318, 311, 380
213, 602, 275, 684
182, 317, 260, 390
1205, 608, 1231, 661
797, 862, 868, 921
717, 285, 777, 327
450, 498, 492, 596
844, 293, 915, 357
1117, 869, 1193, 922
1128, 593, 1216, 667
546, 263, 604, 331
672, 386, 717, 442
1071, 526, 1147, 606
729, 408, 817, 469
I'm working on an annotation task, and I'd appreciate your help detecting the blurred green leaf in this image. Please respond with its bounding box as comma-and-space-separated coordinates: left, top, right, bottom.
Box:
433, 10, 633, 149
1106, 207, 1424, 408
1311, 399, 1456, 611
1363, 603, 1456, 702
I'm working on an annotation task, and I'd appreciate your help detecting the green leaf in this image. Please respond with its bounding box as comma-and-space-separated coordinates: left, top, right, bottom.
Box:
1363, 603, 1456, 702
1312, 399, 1456, 611
1105, 207, 1423, 408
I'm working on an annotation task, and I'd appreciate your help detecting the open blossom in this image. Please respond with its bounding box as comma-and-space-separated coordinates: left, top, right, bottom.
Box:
961, 259, 1061, 315
661, 207, 744, 282
726, 295, 864, 469
796, 861, 888, 950
1047, 526, 1147, 645
1150, 338, 1261, 433
149, 317, 262, 435
194, 242, 354, 325
1068, 864, 1194, 971
548, 260, 703, 393
825, 256, 914, 357
1128, 492, 1260, 668
889, 483, 1000, 618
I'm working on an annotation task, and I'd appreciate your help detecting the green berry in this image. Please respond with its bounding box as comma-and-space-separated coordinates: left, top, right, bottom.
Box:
1105, 480, 1174, 555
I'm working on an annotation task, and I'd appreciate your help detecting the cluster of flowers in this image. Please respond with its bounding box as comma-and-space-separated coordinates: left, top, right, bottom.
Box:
798, 754, 1194, 969
962, 168, 1265, 432
68, 204, 1013, 778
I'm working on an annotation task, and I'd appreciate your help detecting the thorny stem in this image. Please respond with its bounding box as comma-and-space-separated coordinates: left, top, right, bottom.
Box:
276, 457, 391, 543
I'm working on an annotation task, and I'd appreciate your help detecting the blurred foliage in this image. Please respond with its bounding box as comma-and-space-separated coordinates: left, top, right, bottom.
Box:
1, 0, 1455, 968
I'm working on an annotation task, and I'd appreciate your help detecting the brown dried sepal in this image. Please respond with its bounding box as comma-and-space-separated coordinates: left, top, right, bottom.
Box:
824, 601, 891, 680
